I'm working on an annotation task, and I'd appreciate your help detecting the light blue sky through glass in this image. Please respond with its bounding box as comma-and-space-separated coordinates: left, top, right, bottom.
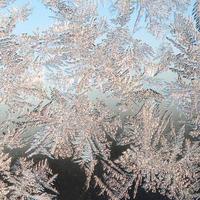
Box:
10, 0, 195, 49
12, 0, 54, 34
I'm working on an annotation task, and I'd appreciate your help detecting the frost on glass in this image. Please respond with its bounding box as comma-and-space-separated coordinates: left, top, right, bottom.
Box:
0, 0, 199, 200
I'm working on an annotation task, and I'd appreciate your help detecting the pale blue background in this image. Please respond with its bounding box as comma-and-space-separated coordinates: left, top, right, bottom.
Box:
4, 0, 194, 49
12, 0, 54, 34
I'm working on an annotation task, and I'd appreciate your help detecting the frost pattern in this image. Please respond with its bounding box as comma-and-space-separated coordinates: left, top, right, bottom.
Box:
0, 0, 199, 200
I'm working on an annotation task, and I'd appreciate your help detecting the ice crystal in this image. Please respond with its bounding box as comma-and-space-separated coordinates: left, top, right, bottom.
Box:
0, 0, 199, 200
